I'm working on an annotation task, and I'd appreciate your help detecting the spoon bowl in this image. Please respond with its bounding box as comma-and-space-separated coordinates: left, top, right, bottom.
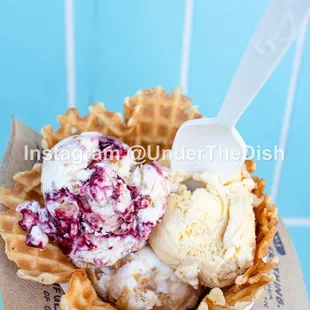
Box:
171, 118, 246, 183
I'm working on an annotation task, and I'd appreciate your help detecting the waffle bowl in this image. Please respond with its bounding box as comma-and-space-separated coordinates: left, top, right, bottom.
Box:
0, 87, 278, 310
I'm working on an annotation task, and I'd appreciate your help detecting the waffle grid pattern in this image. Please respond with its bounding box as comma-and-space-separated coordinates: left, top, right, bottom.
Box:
42, 87, 202, 157
60, 270, 116, 310
0, 164, 76, 284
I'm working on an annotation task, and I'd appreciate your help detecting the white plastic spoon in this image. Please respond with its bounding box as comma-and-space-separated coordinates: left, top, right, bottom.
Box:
172, 0, 310, 183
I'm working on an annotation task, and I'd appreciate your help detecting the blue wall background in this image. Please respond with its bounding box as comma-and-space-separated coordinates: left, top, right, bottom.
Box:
0, 0, 309, 301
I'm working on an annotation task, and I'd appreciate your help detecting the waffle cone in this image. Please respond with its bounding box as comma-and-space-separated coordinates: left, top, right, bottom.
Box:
41, 86, 201, 159
0, 164, 76, 284
60, 270, 116, 310
1, 87, 278, 309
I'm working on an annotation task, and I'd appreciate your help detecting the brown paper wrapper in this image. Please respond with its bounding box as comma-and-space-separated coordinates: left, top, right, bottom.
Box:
0, 118, 309, 310
251, 223, 309, 310
0, 118, 64, 310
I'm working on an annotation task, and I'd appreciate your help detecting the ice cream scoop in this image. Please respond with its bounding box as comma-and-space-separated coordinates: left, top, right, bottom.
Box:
17, 132, 169, 268
149, 166, 257, 288
172, 0, 310, 183
88, 246, 200, 310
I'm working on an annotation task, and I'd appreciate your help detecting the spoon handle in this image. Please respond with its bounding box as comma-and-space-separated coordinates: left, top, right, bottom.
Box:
216, 0, 310, 129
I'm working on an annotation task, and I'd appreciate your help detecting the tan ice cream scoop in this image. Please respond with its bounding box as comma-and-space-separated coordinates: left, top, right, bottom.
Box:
149, 167, 257, 288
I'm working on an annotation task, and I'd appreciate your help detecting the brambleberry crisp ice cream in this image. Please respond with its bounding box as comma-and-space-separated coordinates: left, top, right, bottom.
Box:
17, 132, 169, 268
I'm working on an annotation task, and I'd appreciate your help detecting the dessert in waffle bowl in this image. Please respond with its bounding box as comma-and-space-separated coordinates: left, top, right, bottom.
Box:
0, 87, 278, 310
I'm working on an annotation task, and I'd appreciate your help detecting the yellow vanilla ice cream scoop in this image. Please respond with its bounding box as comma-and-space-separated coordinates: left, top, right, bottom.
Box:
149, 166, 258, 288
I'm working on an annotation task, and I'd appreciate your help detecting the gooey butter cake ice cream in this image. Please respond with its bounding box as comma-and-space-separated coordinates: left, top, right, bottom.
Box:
150, 167, 259, 289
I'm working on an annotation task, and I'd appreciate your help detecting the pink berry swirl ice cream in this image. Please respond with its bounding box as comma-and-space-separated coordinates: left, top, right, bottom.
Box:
17, 132, 169, 268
